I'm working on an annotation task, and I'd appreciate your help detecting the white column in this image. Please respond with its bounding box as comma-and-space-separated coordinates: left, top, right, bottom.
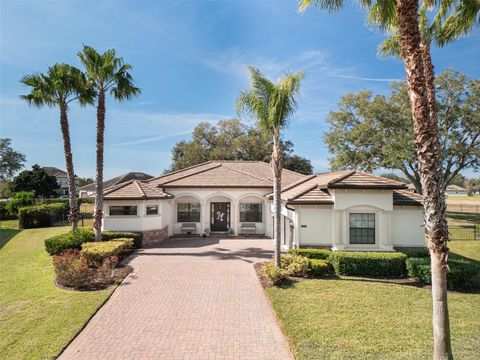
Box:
200, 199, 206, 234
381, 210, 394, 251
332, 209, 345, 250
232, 199, 239, 235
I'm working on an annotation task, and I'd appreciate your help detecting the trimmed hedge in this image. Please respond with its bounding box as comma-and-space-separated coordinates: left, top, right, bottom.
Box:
406, 257, 480, 291
81, 239, 133, 265
45, 228, 94, 255
262, 254, 310, 285
308, 259, 332, 277
329, 251, 408, 278
399, 248, 429, 258
101, 231, 142, 248
288, 248, 331, 260
19, 203, 68, 229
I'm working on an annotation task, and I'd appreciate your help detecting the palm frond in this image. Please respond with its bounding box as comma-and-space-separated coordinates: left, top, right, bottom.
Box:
378, 33, 402, 58
298, 0, 345, 13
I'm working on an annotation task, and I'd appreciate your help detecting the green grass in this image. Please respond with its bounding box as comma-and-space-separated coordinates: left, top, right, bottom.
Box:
0, 227, 116, 360
267, 280, 479, 360
450, 241, 480, 263
447, 195, 480, 202
0, 219, 19, 229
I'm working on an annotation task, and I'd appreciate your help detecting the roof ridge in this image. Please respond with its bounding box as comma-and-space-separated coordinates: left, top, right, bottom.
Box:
148, 161, 214, 182
355, 170, 407, 187
280, 174, 317, 193
103, 179, 135, 195
327, 170, 356, 186
161, 163, 223, 185
222, 163, 273, 184
133, 180, 147, 198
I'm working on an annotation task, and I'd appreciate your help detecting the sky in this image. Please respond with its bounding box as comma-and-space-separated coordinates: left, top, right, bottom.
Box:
1, 0, 479, 179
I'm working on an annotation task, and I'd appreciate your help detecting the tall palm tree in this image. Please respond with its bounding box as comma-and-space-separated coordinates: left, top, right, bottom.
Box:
299, 1, 478, 358
20, 64, 94, 232
78, 46, 140, 241
236, 67, 304, 267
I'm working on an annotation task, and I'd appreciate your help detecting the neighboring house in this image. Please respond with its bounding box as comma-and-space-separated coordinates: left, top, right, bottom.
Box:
79, 172, 153, 198
100, 161, 425, 250
406, 183, 418, 193
445, 184, 467, 196
42, 167, 79, 197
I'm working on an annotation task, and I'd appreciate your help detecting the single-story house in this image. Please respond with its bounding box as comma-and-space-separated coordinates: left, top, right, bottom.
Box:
445, 184, 467, 196
79, 172, 153, 198
100, 161, 425, 250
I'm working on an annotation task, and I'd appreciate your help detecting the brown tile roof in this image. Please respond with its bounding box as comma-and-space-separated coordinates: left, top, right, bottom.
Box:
393, 190, 423, 206
275, 170, 416, 205
42, 166, 68, 177
149, 161, 306, 188
80, 172, 153, 192
103, 180, 172, 200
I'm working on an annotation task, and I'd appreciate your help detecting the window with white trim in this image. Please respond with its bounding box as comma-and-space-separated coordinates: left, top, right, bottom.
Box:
349, 213, 375, 244
240, 203, 262, 222
109, 205, 137, 216
177, 203, 200, 222
146, 205, 158, 215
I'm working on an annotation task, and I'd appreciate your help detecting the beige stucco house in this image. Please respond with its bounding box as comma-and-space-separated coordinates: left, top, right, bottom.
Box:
100, 161, 425, 250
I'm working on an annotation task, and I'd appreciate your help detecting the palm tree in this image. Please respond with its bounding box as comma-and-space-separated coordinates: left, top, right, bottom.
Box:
299, 1, 478, 358
20, 64, 94, 232
78, 46, 140, 241
236, 67, 304, 267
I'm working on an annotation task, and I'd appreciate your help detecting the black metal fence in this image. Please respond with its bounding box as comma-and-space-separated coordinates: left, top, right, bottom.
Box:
449, 224, 479, 241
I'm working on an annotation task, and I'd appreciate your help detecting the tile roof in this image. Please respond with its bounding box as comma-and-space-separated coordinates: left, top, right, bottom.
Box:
42, 166, 68, 177
80, 172, 153, 192
103, 180, 172, 200
393, 190, 423, 206
149, 161, 306, 188
274, 170, 418, 205
446, 184, 466, 191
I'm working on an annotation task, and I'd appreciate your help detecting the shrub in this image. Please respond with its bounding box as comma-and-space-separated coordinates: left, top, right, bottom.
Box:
262, 262, 288, 285
81, 240, 132, 266
406, 257, 480, 291
53, 249, 95, 289
6, 191, 35, 215
289, 248, 331, 260
308, 259, 332, 277
399, 248, 429, 258
329, 251, 408, 278
281, 254, 310, 277
18, 203, 68, 229
101, 231, 142, 248
0, 201, 17, 220
44, 228, 94, 255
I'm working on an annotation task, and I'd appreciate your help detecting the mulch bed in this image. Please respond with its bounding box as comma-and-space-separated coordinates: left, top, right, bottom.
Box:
54, 264, 134, 292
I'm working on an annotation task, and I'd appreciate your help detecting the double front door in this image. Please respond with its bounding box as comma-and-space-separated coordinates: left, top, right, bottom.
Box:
211, 202, 230, 232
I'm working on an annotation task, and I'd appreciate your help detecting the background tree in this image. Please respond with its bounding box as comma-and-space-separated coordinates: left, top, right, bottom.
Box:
236, 66, 304, 267
11, 165, 59, 197
21, 63, 94, 231
324, 69, 479, 194
78, 46, 140, 241
5, 191, 35, 215
379, 173, 409, 183
0, 138, 26, 182
78, 177, 94, 187
168, 119, 313, 174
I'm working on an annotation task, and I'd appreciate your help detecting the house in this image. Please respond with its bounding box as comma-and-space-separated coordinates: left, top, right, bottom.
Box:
100, 161, 425, 250
42, 167, 78, 197
79, 172, 153, 198
445, 184, 467, 196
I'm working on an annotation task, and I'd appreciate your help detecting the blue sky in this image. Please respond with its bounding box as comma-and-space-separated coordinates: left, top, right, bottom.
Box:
1, 0, 479, 179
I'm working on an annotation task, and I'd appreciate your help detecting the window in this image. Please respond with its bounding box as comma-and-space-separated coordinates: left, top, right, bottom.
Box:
177, 203, 200, 222
349, 213, 375, 244
146, 205, 158, 215
240, 203, 262, 222
109, 206, 137, 216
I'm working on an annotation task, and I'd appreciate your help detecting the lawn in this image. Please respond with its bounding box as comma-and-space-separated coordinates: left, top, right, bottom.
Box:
267, 242, 480, 360
0, 226, 116, 360
447, 195, 480, 202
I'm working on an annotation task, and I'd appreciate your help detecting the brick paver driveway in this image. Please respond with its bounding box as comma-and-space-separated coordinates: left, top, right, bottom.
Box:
59, 237, 293, 360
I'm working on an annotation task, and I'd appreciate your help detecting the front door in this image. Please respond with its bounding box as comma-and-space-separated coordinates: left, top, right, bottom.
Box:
211, 202, 230, 231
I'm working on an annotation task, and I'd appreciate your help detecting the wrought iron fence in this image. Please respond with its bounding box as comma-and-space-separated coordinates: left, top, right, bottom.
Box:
449, 224, 479, 241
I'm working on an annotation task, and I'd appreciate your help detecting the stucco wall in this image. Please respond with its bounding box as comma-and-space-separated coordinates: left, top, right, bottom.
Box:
296, 206, 333, 246
392, 206, 425, 247
102, 200, 164, 232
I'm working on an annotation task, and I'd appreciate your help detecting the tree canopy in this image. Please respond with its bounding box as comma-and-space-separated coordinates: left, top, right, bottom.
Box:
325, 69, 479, 193
0, 138, 26, 182
168, 119, 313, 175
10, 165, 59, 197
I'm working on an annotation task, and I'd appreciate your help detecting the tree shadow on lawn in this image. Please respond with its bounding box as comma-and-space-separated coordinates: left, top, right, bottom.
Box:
0, 228, 21, 249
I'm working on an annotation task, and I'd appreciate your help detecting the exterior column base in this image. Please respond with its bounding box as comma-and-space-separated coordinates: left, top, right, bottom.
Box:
331, 244, 345, 251
380, 244, 394, 252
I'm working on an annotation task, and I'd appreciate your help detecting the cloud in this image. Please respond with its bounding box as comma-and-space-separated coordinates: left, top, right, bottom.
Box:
109, 130, 193, 147
328, 74, 401, 82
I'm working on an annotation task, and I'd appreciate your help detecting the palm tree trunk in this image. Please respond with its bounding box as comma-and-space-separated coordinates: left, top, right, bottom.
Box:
396, 1, 452, 359
94, 89, 106, 242
59, 103, 78, 232
272, 134, 282, 267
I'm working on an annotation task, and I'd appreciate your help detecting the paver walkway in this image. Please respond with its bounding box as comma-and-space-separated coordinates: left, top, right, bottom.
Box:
59, 237, 293, 360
